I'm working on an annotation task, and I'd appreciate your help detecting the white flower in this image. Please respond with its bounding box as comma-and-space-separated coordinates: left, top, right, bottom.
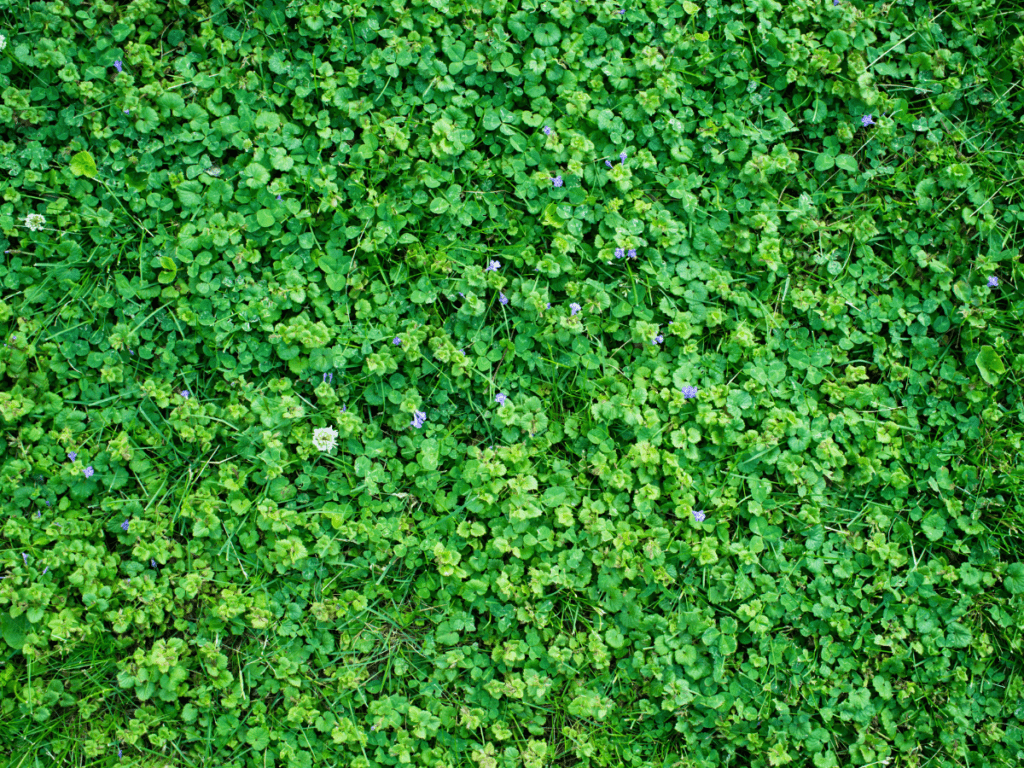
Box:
0, 34, 7, 52
311, 426, 338, 452
24, 213, 45, 231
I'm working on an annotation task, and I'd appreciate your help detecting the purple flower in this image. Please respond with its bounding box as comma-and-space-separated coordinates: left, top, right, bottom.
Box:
83, 466, 95, 478
323, 373, 328, 382
616, 9, 625, 14
485, 259, 501, 272
620, 150, 627, 163
615, 247, 625, 259
988, 276, 999, 287
114, 60, 123, 73
151, 559, 157, 568
23, 553, 28, 565
833, 0, 839, 5
653, 335, 664, 344
861, 114, 876, 127
393, 337, 401, 345
180, 390, 190, 399
342, 404, 347, 411
543, 126, 552, 135
546, 303, 551, 309
693, 509, 706, 522
411, 410, 427, 429
550, 176, 563, 187
118, 747, 122, 759
628, 248, 637, 259
121, 519, 130, 532
495, 393, 508, 406
67, 451, 77, 461
570, 302, 581, 316
42, 566, 48, 575
277, 195, 282, 200
500, 292, 509, 305
605, 160, 612, 168
681, 385, 699, 400
124, 108, 129, 114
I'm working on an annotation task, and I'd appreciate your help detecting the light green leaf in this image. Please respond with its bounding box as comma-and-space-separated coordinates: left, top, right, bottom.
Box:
69, 151, 97, 178
256, 209, 276, 228
814, 153, 835, 172
1004, 563, 1024, 594
976, 345, 1005, 386
835, 154, 858, 172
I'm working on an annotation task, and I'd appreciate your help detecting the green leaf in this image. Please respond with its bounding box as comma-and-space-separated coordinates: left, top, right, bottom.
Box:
0, 611, 29, 649
69, 151, 97, 178
814, 153, 835, 172
921, 514, 946, 542
975, 345, 1005, 385
1004, 563, 1024, 594
835, 154, 858, 172
256, 209, 276, 228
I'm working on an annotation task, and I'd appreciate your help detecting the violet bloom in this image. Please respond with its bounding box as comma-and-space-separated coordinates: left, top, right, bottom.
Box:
861, 114, 876, 127
550, 176, 563, 187
151, 559, 157, 568
121, 519, 130, 532
543, 126, 552, 135
22, 553, 28, 565
693, 509, 706, 522
833, 0, 839, 5
277, 195, 282, 200
615, 247, 625, 259
620, 151, 627, 163
988, 276, 999, 287
499, 292, 509, 305
67, 451, 77, 461
606, 160, 612, 168
485, 259, 500, 272
180, 390, 190, 399
628, 248, 637, 259
681, 385, 699, 400
570, 302, 581, 316
546, 303, 551, 309
495, 393, 508, 406
411, 410, 427, 429
83, 466, 95, 478
114, 60, 123, 73
393, 337, 401, 345
653, 335, 664, 344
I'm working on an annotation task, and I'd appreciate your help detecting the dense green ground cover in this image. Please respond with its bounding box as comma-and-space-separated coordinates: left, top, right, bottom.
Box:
3, 0, 1024, 766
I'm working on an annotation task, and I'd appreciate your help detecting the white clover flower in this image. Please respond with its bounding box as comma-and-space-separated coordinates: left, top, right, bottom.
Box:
0, 34, 7, 52
311, 426, 338, 452
24, 213, 46, 231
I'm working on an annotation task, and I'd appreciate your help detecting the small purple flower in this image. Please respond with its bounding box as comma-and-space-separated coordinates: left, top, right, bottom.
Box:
606, 160, 612, 168
861, 114, 876, 127
546, 303, 551, 309
323, 372, 328, 382
45, 501, 50, 506
180, 390, 190, 399
495, 393, 508, 406
833, 0, 839, 5
118, 747, 122, 759
628, 248, 637, 259
570, 302, 581, 316
83, 466, 95, 478
36, 510, 41, 518
114, 60, 123, 73
543, 126, 552, 135
485, 259, 501, 272
620, 150, 627, 163
42, 566, 48, 575
121, 519, 130, 532
500, 292, 509, 305
393, 337, 401, 345
23, 553, 28, 565
123, 108, 129, 114
681, 385, 699, 400
67, 451, 77, 461
411, 410, 427, 429
342, 404, 346, 411
277, 195, 282, 201
987, 275, 999, 287
550, 176, 563, 187
653, 335, 664, 344
151, 559, 157, 568
693, 509, 706, 523
616, 9, 625, 14
615, 247, 625, 259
